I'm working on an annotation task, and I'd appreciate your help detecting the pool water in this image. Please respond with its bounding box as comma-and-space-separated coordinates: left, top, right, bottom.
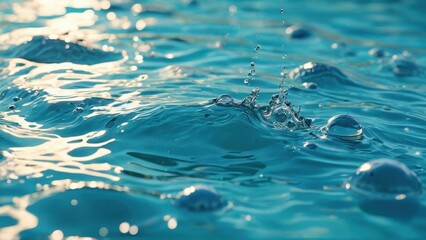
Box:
1, 0, 425, 239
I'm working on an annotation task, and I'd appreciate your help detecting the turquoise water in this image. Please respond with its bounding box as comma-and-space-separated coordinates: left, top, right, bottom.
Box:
0, 0, 426, 239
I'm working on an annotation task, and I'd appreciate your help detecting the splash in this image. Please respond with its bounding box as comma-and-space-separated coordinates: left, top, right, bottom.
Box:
214, 88, 311, 131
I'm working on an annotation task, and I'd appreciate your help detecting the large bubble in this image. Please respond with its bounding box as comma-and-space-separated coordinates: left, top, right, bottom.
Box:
345, 159, 422, 218
390, 53, 418, 76
288, 62, 347, 86
321, 114, 363, 140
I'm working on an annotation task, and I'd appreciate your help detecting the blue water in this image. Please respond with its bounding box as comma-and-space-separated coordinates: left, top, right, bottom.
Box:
0, 0, 426, 239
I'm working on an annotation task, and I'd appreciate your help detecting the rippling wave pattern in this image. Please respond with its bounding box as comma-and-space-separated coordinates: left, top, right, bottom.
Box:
0, 0, 425, 239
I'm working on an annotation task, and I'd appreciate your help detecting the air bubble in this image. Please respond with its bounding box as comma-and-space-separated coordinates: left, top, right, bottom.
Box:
214, 94, 235, 106
173, 185, 226, 212
244, 78, 249, 84
346, 159, 422, 199
250, 70, 256, 75
285, 25, 311, 39
250, 62, 255, 67
255, 45, 261, 51
390, 53, 418, 76
368, 48, 385, 58
321, 114, 363, 140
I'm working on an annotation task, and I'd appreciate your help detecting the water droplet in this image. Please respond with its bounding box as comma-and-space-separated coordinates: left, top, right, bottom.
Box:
390, 54, 418, 76
321, 114, 363, 140
173, 185, 226, 212
288, 62, 347, 84
214, 94, 235, 106
368, 47, 385, 58
346, 159, 422, 199
285, 25, 311, 39
302, 82, 318, 89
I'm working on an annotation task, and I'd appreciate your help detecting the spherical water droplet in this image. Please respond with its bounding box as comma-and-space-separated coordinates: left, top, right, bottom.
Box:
321, 114, 363, 140
173, 185, 226, 212
368, 47, 385, 58
285, 25, 311, 39
346, 159, 422, 199
390, 54, 418, 76
214, 94, 235, 106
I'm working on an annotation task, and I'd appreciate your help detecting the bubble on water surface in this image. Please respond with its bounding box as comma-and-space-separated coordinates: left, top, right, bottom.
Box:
173, 185, 227, 212
345, 159, 422, 218
368, 47, 385, 58
214, 94, 235, 106
302, 82, 318, 89
346, 159, 422, 198
288, 62, 347, 85
390, 53, 418, 76
285, 25, 311, 39
321, 114, 363, 140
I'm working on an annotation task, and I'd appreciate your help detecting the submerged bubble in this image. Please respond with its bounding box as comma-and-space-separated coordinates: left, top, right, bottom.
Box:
390, 53, 418, 76
321, 114, 363, 140
214, 94, 235, 106
250, 62, 255, 67
285, 25, 311, 39
255, 45, 261, 51
346, 159, 422, 199
173, 185, 226, 212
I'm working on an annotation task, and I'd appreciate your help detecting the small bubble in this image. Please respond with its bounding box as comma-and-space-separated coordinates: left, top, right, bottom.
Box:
255, 45, 261, 51
280, 8, 285, 14
250, 70, 256, 75
13, 96, 20, 101
8, 105, 15, 110
250, 62, 255, 67
244, 78, 249, 84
